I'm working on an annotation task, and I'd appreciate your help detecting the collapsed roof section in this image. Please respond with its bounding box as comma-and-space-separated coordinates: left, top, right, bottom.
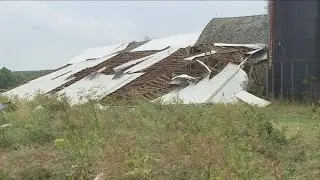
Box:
57, 48, 181, 105
157, 62, 270, 107
2, 43, 270, 107
108, 43, 270, 106
132, 32, 201, 51
2, 50, 157, 100
58, 72, 145, 105
2, 54, 117, 99
1, 15, 271, 107
67, 43, 129, 64
2, 33, 200, 101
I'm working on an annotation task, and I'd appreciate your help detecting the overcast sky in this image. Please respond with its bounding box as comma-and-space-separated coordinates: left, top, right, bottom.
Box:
0, 1, 267, 71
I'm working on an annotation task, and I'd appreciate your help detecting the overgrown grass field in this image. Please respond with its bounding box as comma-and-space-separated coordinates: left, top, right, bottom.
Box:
0, 95, 319, 179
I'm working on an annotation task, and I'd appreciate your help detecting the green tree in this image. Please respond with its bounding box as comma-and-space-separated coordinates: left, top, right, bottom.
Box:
0, 67, 52, 91
0, 67, 22, 90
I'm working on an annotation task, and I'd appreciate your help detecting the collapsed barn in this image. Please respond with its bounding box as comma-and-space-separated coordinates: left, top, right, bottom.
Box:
1, 14, 270, 107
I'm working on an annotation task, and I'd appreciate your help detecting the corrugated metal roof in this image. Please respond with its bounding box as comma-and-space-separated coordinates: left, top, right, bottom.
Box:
158, 63, 248, 104
214, 43, 266, 50
2, 53, 118, 99
124, 47, 179, 73
184, 50, 217, 61
131, 32, 200, 51
235, 90, 271, 107
58, 72, 144, 105
67, 43, 129, 64
1, 31, 270, 106
158, 62, 270, 107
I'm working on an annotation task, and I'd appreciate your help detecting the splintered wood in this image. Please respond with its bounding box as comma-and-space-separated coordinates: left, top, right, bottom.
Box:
106, 46, 266, 101
47, 51, 157, 94
46, 45, 266, 102
107, 49, 191, 101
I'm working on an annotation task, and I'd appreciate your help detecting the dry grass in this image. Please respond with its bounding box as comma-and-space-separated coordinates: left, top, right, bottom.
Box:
0, 95, 319, 179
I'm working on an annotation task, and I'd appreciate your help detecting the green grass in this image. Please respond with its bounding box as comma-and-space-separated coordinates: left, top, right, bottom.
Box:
0, 95, 319, 179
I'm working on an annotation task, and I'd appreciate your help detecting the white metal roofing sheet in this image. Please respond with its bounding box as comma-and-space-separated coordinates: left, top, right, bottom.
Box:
131, 32, 201, 51
124, 47, 178, 73
158, 62, 270, 107
159, 63, 248, 104
67, 43, 129, 64
2, 53, 118, 99
184, 50, 217, 61
213, 43, 266, 50
235, 90, 271, 107
113, 55, 152, 74
57, 72, 144, 105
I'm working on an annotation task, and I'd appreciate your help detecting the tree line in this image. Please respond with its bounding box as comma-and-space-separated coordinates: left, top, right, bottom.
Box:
0, 67, 52, 92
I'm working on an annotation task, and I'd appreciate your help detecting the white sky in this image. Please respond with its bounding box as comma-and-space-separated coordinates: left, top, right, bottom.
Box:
0, 1, 267, 71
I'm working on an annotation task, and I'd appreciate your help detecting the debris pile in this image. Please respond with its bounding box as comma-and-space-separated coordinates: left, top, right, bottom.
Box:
154, 43, 270, 107
1, 35, 270, 107
1, 14, 271, 107
173, 44, 267, 90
